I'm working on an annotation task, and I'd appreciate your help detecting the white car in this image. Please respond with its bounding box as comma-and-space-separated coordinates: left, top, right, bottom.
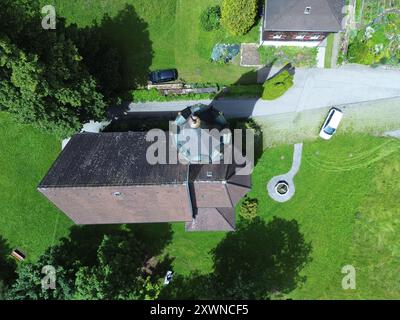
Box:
319, 108, 343, 140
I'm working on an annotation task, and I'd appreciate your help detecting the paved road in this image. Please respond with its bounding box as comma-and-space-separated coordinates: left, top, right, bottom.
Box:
256, 97, 400, 147
128, 65, 400, 119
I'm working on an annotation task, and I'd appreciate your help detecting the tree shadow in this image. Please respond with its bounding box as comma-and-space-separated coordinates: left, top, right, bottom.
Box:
103, 115, 171, 132
68, 4, 154, 100
211, 217, 312, 299
160, 217, 312, 300
0, 236, 17, 288
45, 223, 174, 278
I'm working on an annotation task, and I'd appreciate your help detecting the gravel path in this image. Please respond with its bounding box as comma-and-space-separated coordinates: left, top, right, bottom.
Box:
267, 143, 303, 203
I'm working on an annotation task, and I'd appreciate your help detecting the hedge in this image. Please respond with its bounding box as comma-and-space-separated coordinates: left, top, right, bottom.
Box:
262, 70, 294, 101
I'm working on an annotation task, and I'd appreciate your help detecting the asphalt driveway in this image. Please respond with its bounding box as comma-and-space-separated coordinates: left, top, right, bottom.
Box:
128, 65, 400, 119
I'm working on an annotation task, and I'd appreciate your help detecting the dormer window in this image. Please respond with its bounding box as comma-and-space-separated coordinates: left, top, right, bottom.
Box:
206, 171, 213, 177
304, 6, 311, 14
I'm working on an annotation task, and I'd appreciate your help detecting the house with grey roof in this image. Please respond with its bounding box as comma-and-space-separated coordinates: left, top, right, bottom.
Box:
261, 0, 345, 46
38, 104, 251, 232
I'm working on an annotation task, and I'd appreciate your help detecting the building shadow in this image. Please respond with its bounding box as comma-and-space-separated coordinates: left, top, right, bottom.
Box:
255, 58, 278, 83
160, 217, 312, 300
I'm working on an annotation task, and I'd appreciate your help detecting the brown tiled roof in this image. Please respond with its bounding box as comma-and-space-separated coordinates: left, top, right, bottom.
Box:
191, 182, 233, 208
185, 208, 235, 232
226, 183, 251, 207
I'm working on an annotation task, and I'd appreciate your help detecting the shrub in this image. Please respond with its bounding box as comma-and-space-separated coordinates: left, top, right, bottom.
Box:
200, 6, 221, 32
132, 89, 216, 102
221, 0, 258, 35
239, 197, 259, 221
262, 70, 294, 101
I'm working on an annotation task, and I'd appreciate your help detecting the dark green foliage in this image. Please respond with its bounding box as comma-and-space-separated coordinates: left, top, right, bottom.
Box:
221, 0, 258, 35
6, 256, 74, 300
262, 70, 294, 101
239, 196, 259, 221
159, 271, 215, 300
0, 236, 16, 297
0, 0, 106, 137
75, 232, 151, 300
200, 5, 221, 32
6, 224, 173, 300
0, 280, 8, 299
132, 88, 216, 102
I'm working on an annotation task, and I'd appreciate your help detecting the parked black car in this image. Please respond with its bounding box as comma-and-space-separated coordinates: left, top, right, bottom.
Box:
148, 69, 178, 84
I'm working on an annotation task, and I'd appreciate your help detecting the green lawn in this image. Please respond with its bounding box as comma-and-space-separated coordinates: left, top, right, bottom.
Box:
160, 133, 400, 300
258, 46, 318, 68
42, 0, 260, 85
247, 134, 400, 299
1, 110, 400, 298
0, 113, 73, 261
324, 33, 334, 68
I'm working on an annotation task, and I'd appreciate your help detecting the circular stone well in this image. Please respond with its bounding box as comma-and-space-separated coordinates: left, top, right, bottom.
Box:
267, 143, 303, 203
275, 181, 289, 196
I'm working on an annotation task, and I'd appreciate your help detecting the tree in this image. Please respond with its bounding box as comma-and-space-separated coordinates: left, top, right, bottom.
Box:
7, 224, 173, 300
200, 6, 221, 32
74, 233, 156, 300
6, 249, 75, 300
262, 69, 294, 100
0, 37, 105, 136
0, 0, 106, 137
221, 0, 258, 35
0, 236, 16, 297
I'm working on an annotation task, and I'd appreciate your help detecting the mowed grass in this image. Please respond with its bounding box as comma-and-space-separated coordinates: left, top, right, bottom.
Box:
324, 33, 334, 68
42, 0, 259, 84
0, 113, 73, 261
247, 134, 400, 299
158, 133, 400, 300
1, 110, 400, 298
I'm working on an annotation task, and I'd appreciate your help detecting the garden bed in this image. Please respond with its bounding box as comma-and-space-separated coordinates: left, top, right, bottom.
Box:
258, 46, 318, 68
347, 1, 400, 66
347, 12, 400, 66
